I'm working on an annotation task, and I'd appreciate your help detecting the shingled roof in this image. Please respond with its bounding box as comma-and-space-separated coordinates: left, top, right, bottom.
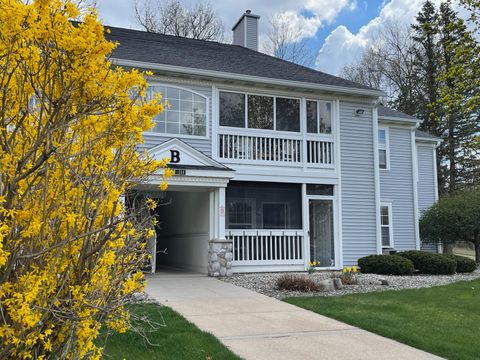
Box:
377, 105, 417, 120
105, 26, 380, 94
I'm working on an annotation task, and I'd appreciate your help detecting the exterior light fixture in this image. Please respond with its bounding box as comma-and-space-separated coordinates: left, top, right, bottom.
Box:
355, 109, 365, 116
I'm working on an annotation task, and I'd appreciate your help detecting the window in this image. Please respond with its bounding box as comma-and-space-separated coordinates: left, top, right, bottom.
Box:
262, 202, 288, 229
228, 199, 254, 229
226, 181, 302, 229
307, 100, 332, 134
306, 184, 334, 196
148, 85, 207, 136
219, 92, 245, 127
380, 204, 393, 248
378, 128, 389, 169
248, 95, 273, 129
219, 91, 301, 132
276, 97, 300, 132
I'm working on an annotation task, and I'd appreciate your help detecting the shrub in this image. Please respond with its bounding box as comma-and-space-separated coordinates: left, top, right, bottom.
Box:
446, 255, 477, 273
358, 255, 414, 275
276, 275, 319, 292
398, 251, 457, 275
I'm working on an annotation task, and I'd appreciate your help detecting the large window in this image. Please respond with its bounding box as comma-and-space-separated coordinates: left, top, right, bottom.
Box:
147, 85, 207, 136
219, 92, 245, 128
380, 203, 393, 248
226, 181, 302, 229
248, 95, 274, 129
219, 91, 300, 132
378, 128, 389, 169
307, 100, 332, 134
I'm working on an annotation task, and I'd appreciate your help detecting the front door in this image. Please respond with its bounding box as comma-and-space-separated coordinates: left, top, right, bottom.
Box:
308, 199, 335, 267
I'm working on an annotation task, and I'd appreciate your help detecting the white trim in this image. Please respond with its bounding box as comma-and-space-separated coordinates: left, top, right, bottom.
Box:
334, 99, 343, 268
144, 82, 210, 140
432, 147, 439, 202
212, 85, 219, 161
380, 202, 394, 249
147, 138, 227, 169
112, 58, 384, 97
378, 126, 390, 171
411, 129, 420, 250
373, 107, 382, 254
432, 146, 441, 253
301, 183, 308, 269
378, 115, 421, 125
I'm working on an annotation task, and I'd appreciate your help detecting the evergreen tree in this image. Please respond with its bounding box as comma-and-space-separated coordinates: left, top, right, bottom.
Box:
436, 1, 480, 192
411, 1, 445, 190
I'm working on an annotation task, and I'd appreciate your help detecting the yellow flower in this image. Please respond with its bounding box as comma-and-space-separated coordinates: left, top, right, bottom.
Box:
353, 266, 357, 273
343, 268, 347, 273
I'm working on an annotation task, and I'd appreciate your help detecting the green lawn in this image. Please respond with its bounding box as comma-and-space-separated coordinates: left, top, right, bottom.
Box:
286, 279, 480, 360
99, 303, 240, 360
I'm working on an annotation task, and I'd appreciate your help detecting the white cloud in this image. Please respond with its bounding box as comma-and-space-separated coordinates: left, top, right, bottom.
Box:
95, 0, 355, 44
316, 0, 427, 74
315, 0, 466, 75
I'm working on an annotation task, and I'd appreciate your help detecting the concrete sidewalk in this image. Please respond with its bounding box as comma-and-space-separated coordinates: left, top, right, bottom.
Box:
146, 272, 443, 360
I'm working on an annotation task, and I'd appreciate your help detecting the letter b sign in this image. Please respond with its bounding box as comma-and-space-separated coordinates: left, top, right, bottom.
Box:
170, 150, 180, 164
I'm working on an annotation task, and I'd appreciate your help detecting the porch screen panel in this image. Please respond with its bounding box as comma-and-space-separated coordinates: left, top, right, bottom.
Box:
226, 181, 302, 229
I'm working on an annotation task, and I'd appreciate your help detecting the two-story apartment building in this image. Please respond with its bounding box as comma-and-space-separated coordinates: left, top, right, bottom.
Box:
108, 11, 440, 276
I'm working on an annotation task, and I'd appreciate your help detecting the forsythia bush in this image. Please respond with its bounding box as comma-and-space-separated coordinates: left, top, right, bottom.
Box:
0, 0, 170, 358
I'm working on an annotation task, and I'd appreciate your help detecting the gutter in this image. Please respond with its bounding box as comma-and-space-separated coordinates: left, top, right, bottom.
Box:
111, 58, 384, 98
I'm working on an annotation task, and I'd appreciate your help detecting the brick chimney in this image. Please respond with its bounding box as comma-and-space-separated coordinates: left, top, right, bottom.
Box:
232, 10, 260, 51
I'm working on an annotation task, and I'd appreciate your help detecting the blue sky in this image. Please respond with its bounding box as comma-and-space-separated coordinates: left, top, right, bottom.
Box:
96, 0, 443, 75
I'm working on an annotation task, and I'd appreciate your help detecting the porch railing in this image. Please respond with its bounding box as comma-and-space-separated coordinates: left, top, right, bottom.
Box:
227, 229, 305, 265
218, 131, 334, 167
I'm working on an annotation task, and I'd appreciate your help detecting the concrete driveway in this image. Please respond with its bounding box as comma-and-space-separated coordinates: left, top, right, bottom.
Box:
146, 271, 443, 360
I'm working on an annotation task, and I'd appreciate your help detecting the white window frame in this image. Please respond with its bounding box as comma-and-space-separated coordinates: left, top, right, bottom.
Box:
218, 89, 303, 135
144, 83, 210, 140
227, 198, 255, 229
305, 99, 334, 136
380, 202, 394, 248
378, 127, 390, 170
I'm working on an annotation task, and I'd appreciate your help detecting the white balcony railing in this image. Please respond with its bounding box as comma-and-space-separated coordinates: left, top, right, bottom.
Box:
218, 131, 334, 167
227, 229, 305, 265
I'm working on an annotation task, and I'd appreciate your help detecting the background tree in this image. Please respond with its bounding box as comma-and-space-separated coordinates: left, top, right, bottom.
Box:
420, 190, 480, 263
435, 1, 480, 192
342, 1, 480, 194
134, 0, 225, 41
262, 13, 315, 67
0, 0, 171, 358
340, 21, 418, 111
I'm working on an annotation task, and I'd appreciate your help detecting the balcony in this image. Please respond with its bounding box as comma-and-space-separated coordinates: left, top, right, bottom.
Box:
218, 130, 334, 168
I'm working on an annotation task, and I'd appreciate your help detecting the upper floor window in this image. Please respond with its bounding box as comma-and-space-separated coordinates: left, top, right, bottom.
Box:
147, 85, 207, 137
307, 100, 332, 134
380, 203, 393, 248
219, 91, 300, 132
378, 128, 389, 169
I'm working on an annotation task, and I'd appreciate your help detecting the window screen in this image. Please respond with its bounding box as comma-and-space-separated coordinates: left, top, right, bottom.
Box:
226, 181, 302, 229
220, 91, 245, 128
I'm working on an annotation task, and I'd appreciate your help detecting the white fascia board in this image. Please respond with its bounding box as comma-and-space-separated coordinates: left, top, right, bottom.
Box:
415, 138, 442, 147
378, 116, 421, 125
111, 58, 384, 98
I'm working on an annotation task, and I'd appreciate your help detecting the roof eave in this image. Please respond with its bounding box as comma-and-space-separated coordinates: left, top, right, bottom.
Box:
111, 58, 384, 98
378, 115, 421, 125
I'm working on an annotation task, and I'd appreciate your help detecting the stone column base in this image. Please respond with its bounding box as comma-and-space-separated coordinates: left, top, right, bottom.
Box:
208, 238, 233, 277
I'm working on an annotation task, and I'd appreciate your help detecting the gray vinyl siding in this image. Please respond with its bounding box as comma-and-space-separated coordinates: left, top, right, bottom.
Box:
246, 16, 258, 51
417, 144, 438, 252
139, 80, 213, 156
380, 127, 416, 251
340, 102, 377, 265
233, 19, 245, 47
